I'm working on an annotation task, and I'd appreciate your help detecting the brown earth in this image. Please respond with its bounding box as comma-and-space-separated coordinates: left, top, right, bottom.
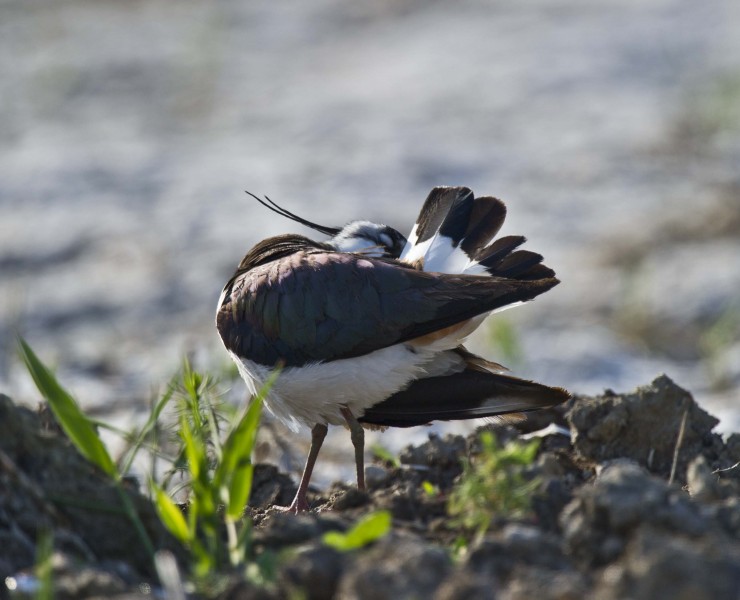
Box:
1, 375, 740, 599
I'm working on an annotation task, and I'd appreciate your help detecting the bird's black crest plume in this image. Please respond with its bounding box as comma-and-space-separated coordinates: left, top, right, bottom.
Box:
246, 190, 341, 237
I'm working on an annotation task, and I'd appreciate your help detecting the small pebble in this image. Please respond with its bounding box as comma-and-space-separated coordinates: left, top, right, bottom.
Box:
364, 465, 390, 488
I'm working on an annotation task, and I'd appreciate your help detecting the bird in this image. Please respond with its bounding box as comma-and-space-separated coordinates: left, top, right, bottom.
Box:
216, 186, 569, 512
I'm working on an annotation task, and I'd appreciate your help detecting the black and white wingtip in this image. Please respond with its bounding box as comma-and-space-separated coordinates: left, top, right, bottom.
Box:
399, 186, 553, 280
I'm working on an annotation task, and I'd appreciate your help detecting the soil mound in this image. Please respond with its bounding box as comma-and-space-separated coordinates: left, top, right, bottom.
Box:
2, 375, 739, 599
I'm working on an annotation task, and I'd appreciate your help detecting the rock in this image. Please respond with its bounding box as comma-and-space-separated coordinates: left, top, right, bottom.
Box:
332, 487, 371, 511
595, 528, 740, 600
254, 513, 341, 547
5, 551, 130, 600
0, 395, 182, 579
399, 433, 466, 487
217, 579, 280, 600
337, 536, 451, 600
51, 562, 128, 600
560, 462, 705, 567
434, 572, 497, 600
714, 497, 740, 539
725, 433, 740, 463
686, 455, 722, 502
463, 524, 569, 582
364, 465, 390, 489
249, 464, 297, 509
372, 478, 446, 523
536, 452, 566, 478
501, 567, 588, 600
279, 545, 345, 600
566, 375, 721, 482
532, 476, 576, 533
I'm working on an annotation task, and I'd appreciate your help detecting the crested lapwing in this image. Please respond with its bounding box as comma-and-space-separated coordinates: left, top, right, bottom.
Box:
217, 187, 569, 512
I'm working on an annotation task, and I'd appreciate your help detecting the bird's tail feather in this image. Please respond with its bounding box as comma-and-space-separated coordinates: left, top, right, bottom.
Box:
400, 187, 554, 281
400, 186, 476, 272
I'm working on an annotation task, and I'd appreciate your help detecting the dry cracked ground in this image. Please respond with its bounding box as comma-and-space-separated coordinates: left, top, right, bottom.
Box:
2, 375, 739, 600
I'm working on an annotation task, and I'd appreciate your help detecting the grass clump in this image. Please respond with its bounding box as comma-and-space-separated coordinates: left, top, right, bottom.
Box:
152, 360, 276, 579
18, 338, 156, 559
370, 443, 401, 468
18, 337, 273, 587
448, 430, 540, 537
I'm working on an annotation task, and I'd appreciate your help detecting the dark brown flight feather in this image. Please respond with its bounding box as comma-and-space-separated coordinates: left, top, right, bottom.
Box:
360, 369, 571, 427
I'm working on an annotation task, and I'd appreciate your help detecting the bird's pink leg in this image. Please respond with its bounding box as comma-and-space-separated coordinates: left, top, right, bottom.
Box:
340, 407, 365, 491
277, 423, 327, 513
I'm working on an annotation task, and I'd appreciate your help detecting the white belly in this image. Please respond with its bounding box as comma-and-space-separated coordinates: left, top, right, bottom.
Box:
230, 343, 437, 432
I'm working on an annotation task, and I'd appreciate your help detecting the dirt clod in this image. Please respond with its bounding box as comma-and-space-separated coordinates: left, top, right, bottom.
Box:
0, 394, 181, 584
567, 375, 723, 482
336, 537, 451, 600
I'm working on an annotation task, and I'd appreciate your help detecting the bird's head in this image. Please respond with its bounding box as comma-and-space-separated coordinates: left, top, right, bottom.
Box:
329, 220, 407, 258
248, 192, 408, 258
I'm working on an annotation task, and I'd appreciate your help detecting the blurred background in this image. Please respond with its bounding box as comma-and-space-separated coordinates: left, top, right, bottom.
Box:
2, 0, 739, 482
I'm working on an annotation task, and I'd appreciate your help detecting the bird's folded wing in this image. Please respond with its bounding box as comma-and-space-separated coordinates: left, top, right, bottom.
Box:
359, 370, 571, 427
217, 250, 558, 367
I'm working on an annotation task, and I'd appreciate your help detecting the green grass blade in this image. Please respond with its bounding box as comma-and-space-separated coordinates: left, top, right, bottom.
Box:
114, 483, 156, 560
226, 462, 254, 520
322, 511, 392, 551
152, 481, 191, 544
204, 398, 224, 462
18, 338, 117, 479
448, 431, 541, 535
179, 414, 204, 481
119, 376, 178, 475
214, 371, 274, 502
34, 529, 54, 600
217, 395, 263, 487
486, 317, 523, 365
370, 444, 401, 468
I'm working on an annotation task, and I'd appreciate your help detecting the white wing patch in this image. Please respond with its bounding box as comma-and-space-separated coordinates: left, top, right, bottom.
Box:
401, 225, 471, 275
423, 237, 470, 273
399, 223, 419, 261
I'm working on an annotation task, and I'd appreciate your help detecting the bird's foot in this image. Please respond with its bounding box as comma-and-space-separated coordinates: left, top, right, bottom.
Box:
273, 495, 310, 514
